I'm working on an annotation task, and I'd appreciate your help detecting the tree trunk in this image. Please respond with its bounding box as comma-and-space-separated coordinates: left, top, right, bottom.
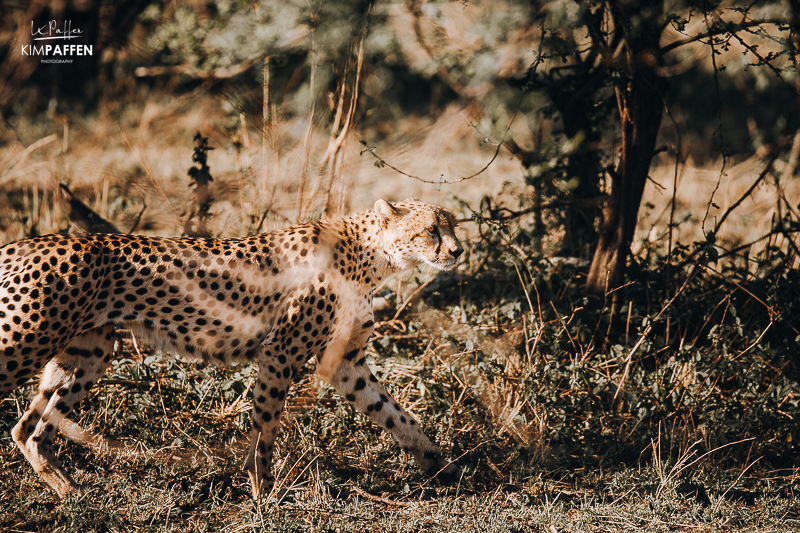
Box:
584, 1, 666, 304
548, 73, 604, 256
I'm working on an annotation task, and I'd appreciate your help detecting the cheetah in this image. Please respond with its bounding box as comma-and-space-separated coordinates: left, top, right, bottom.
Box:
0, 198, 463, 498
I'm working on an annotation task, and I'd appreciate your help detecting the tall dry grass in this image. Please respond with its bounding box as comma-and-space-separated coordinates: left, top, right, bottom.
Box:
0, 92, 523, 245
638, 151, 800, 270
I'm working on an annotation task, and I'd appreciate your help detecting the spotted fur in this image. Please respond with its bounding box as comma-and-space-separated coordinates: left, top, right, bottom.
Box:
0, 198, 463, 498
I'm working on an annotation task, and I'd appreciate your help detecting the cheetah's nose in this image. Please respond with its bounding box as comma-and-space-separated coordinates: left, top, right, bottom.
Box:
451, 247, 463, 259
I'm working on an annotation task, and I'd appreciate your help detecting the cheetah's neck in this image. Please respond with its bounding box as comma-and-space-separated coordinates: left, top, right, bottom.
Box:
326, 210, 394, 293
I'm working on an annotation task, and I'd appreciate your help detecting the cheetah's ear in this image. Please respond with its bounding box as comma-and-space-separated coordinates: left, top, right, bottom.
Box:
374, 199, 408, 225
374, 199, 397, 219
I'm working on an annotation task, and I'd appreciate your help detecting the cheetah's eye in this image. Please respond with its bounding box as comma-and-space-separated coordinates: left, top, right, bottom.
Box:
426, 226, 439, 239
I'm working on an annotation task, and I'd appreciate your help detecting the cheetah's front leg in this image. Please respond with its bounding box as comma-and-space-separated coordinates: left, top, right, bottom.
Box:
245, 354, 291, 499
318, 322, 460, 483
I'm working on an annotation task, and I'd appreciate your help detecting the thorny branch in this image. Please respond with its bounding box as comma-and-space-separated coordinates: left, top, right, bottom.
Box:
456, 198, 606, 224
713, 155, 778, 233
660, 17, 789, 54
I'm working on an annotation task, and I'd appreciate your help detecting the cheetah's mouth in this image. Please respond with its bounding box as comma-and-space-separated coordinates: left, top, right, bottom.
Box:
423, 258, 459, 272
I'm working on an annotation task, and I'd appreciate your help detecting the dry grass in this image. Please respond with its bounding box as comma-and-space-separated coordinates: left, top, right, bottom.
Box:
638, 152, 800, 267
0, 94, 521, 246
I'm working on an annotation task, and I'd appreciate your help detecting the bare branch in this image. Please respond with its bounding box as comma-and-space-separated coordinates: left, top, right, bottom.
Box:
713, 155, 778, 233
134, 54, 262, 80
406, 1, 474, 101
661, 18, 788, 55
359, 50, 544, 185
730, 31, 799, 97
458, 198, 606, 224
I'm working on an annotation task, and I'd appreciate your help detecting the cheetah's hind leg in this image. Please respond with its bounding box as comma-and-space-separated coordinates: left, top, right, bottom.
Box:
11, 325, 115, 498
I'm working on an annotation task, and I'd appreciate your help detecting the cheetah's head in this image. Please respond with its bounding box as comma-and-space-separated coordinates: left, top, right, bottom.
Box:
374, 198, 463, 271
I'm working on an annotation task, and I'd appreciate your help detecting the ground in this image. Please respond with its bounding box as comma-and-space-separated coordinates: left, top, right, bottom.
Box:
2, 317, 798, 532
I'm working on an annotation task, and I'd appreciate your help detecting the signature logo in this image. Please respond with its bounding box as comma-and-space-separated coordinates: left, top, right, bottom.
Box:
31, 20, 83, 41
23, 20, 91, 61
